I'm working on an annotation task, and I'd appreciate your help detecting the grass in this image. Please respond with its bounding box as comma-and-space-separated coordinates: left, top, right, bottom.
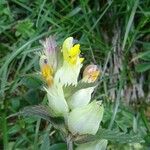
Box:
0, 0, 150, 149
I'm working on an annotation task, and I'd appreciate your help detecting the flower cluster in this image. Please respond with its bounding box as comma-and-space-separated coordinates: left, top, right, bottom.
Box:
39, 36, 107, 149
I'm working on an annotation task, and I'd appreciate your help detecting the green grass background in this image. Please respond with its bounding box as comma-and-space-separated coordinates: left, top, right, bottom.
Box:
0, 0, 150, 149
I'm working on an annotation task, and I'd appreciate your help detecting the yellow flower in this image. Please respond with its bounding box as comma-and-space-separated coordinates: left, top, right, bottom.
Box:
64, 44, 84, 65
55, 37, 84, 86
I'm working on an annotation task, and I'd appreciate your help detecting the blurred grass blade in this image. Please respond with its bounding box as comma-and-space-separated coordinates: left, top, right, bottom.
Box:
49, 143, 67, 150
40, 133, 50, 150
135, 63, 150, 72
36, 0, 47, 27
1, 113, 8, 150
122, 0, 139, 51
0, 31, 51, 98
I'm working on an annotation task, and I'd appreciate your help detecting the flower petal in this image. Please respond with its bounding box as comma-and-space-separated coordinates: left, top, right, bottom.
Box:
55, 61, 82, 86
40, 36, 57, 71
68, 101, 104, 135
45, 81, 69, 117
67, 87, 95, 109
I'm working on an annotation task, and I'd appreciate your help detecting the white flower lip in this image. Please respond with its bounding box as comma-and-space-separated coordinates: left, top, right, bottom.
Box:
68, 101, 104, 135
68, 87, 95, 109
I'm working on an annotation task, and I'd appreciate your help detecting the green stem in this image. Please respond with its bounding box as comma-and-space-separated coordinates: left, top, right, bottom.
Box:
34, 119, 41, 150
67, 134, 73, 150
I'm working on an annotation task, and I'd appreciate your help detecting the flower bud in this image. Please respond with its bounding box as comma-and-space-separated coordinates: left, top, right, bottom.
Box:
68, 101, 104, 135
82, 65, 100, 83
41, 36, 57, 71
45, 82, 69, 117
76, 139, 108, 150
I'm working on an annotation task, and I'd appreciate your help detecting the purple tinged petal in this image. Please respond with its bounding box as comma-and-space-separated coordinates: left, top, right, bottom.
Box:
40, 36, 58, 71
41, 36, 57, 54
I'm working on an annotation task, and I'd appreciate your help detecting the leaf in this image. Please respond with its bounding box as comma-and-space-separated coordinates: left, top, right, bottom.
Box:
15, 19, 35, 38
24, 89, 40, 105
75, 81, 97, 91
64, 81, 97, 99
135, 63, 150, 72
75, 128, 144, 144
21, 73, 43, 89
40, 133, 50, 150
19, 105, 67, 133
144, 133, 150, 145
49, 143, 67, 150
132, 51, 150, 61
67, 7, 81, 17
122, 0, 139, 50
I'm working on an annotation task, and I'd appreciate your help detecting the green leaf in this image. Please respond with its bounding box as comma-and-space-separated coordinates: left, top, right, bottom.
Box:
24, 89, 40, 105
135, 63, 150, 72
67, 7, 81, 17
75, 128, 144, 144
132, 51, 150, 61
64, 81, 97, 99
144, 133, 150, 145
8, 124, 21, 135
21, 74, 43, 89
15, 19, 35, 38
19, 105, 67, 133
49, 143, 67, 150
122, 0, 139, 50
40, 133, 50, 150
